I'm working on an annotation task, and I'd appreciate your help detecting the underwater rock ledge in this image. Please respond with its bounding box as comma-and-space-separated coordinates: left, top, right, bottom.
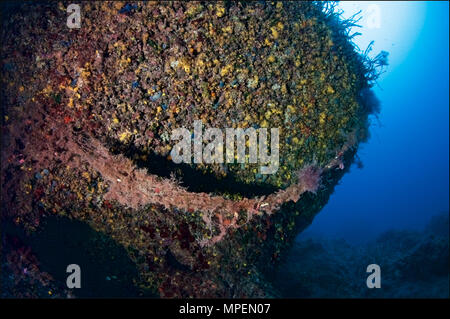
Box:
1, 1, 381, 297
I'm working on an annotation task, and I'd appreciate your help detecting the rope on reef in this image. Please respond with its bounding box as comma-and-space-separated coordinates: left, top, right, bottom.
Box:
12, 110, 351, 246
60, 130, 351, 247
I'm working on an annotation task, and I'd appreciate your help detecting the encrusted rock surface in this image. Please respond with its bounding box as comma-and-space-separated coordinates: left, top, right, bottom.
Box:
1, 1, 380, 297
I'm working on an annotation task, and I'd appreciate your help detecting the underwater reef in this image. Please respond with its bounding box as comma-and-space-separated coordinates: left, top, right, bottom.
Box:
271, 213, 449, 298
1, 1, 385, 297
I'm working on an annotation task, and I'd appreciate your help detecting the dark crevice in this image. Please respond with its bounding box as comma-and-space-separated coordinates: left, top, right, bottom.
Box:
1, 216, 157, 298
105, 137, 279, 198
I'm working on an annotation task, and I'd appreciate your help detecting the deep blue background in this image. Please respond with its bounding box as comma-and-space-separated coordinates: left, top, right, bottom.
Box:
300, 2, 449, 244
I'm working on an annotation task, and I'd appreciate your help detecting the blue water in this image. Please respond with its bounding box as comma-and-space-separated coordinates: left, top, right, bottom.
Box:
300, 2, 449, 244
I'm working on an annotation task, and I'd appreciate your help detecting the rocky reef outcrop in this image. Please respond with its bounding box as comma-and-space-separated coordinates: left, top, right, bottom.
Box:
271, 213, 449, 298
1, 1, 383, 297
